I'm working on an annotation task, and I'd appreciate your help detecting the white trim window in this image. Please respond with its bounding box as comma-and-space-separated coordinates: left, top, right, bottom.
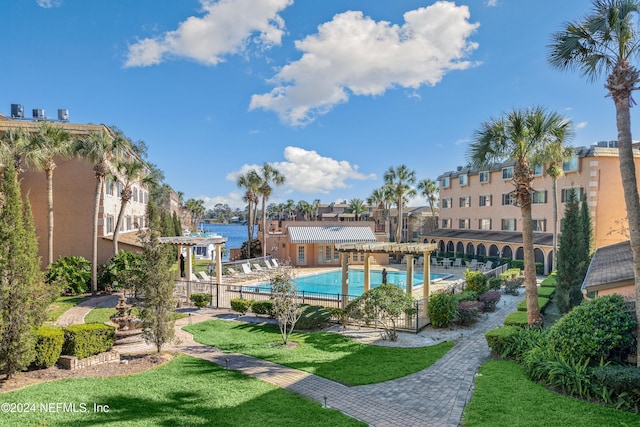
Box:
562, 156, 579, 173
479, 171, 490, 183
459, 174, 468, 186
442, 218, 452, 229
441, 177, 450, 188
502, 193, 516, 205
532, 164, 543, 176
502, 167, 514, 180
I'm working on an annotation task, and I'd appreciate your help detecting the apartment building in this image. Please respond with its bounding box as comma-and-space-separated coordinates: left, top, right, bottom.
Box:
0, 109, 149, 269
423, 142, 640, 274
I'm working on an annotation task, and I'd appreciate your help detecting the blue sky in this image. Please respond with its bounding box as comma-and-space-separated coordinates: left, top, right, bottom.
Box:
2, 1, 632, 209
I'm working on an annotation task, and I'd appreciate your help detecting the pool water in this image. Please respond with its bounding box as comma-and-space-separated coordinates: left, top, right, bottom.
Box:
254, 270, 449, 296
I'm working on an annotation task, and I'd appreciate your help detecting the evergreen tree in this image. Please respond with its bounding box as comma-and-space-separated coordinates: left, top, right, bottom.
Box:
137, 200, 176, 352
0, 166, 50, 378
580, 194, 594, 258
556, 189, 585, 313
172, 211, 181, 236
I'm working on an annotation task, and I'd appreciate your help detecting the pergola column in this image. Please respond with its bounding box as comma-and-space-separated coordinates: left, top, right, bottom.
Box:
405, 254, 414, 295
215, 243, 223, 284
341, 253, 349, 308
423, 251, 431, 299
364, 253, 371, 292
185, 245, 194, 301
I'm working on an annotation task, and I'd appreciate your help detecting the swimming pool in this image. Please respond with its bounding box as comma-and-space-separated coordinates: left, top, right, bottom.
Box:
253, 270, 450, 296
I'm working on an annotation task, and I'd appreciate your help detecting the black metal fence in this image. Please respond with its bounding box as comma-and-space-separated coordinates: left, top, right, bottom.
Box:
174, 280, 430, 333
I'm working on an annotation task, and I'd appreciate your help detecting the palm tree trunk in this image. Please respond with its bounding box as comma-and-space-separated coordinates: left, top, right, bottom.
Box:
113, 200, 128, 256
521, 203, 541, 324
613, 96, 640, 367
396, 200, 402, 243
46, 168, 54, 266
551, 177, 559, 269
246, 201, 252, 259
261, 197, 267, 258
91, 177, 103, 297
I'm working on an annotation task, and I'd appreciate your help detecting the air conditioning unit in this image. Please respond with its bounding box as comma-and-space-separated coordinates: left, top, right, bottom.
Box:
10, 104, 24, 118
32, 108, 46, 120
58, 109, 69, 121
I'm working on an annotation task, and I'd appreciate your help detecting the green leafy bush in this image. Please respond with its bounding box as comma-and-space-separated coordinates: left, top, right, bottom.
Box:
428, 292, 457, 328
503, 277, 523, 296
32, 325, 64, 368
537, 286, 555, 298
454, 290, 479, 304
499, 268, 521, 282
190, 293, 212, 309
230, 298, 253, 315
546, 294, 636, 365
591, 365, 640, 410
251, 300, 274, 317
485, 326, 522, 356
479, 290, 501, 312
98, 250, 143, 292
518, 297, 550, 313
540, 272, 558, 288
523, 347, 594, 399
488, 277, 502, 291
464, 270, 488, 294
62, 323, 115, 359
296, 305, 333, 330
456, 300, 483, 326
45, 256, 91, 295
510, 261, 543, 275
503, 310, 528, 327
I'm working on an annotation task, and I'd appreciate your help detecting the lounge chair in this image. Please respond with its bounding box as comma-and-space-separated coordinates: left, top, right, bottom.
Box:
264, 259, 274, 269
198, 271, 213, 282
481, 261, 493, 271
453, 258, 462, 268
415, 256, 424, 266
241, 263, 253, 275
466, 259, 478, 270
252, 263, 265, 272
271, 259, 279, 267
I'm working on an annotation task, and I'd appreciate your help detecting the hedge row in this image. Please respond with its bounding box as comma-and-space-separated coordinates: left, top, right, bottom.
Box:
62, 323, 115, 359
517, 297, 550, 313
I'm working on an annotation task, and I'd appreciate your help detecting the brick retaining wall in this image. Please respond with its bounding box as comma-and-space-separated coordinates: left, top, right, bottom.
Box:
58, 350, 120, 370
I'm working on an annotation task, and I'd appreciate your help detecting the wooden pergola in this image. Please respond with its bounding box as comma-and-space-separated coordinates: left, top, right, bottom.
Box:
334, 242, 437, 306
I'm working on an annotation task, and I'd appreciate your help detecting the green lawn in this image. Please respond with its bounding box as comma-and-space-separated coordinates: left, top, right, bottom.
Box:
185, 319, 453, 385
0, 355, 363, 427
46, 296, 87, 322
462, 359, 639, 427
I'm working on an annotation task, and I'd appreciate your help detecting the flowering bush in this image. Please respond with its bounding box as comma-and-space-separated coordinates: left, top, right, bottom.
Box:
456, 300, 483, 326
479, 290, 501, 312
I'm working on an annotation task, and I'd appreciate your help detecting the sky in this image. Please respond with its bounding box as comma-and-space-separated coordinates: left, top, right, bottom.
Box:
2, 1, 634, 210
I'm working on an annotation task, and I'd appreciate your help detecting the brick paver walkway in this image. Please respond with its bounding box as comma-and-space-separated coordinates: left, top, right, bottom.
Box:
60, 291, 525, 426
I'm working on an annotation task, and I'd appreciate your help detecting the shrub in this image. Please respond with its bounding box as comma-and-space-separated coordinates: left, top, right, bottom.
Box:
503, 327, 547, 362
503, 310, 528, 327
479, 290, 501, 312
485, 326, 522, 356
454, 290, 479, 304
32, 325, 64, 368
62, 323, 115, 359
523, 346, 593, 399
251, 300, 274, 317
499, 268, 521, 282
503, 277, 523, 296
230, 298, 253, 315
464, 270, 488, 294
98, 250, 143, 292
190, 293, 212, 309
456, 300, 483, 326
428, 292, 458, 328
510, 260, 543, 275
488, 277, 502, 291
537, 286, 555, 298
518, 297, 550, 313
546, 294, 636, 365
296, 305, 333, 330
540, 272, 558, 287
591, 365, 640, 410
45, 256, 91, 295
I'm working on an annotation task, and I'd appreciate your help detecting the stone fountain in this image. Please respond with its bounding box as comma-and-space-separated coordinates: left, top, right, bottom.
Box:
110, 296, 143, 345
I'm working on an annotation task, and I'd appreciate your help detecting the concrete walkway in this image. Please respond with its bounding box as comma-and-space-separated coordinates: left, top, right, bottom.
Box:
58, 291, 525, 426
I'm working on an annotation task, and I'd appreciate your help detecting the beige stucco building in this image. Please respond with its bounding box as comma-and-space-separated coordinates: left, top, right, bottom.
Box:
0, 113, 148, 269
424, 142, 640, 275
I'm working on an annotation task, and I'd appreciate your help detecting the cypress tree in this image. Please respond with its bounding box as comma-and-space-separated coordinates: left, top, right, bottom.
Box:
580, 194, 594, 258
137, 200, 175, 352
556, 189, 585, 313
172, 211, 181, 237
0, 166, 49, 378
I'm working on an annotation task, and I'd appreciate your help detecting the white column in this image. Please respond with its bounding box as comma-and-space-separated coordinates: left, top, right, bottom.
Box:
341, 253, 349, 308
364, 253, 371, 292
215, 243, 223, 284
406, 254, 414, 295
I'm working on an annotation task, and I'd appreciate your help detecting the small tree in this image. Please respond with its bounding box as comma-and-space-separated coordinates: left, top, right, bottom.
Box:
556, 189, 585, 312
137, 200, 176, 352
268, 265, 301, 345
347, 284, 415, 341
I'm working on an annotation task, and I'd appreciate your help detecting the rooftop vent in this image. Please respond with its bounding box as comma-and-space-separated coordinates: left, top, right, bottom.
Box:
11, 104, 24, 118
57, 109, 69, 121
32, 108, 46, 120
596, 140, 618, 148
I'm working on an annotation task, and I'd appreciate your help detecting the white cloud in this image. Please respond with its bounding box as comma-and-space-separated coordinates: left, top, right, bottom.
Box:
36, 0, 62, 8
575, 121, 588, 129
485, 0, 498, 7
250, 2, 479, 126
125, 0, 292, 67
199, 193, 246, 210
226, 146, 376, 195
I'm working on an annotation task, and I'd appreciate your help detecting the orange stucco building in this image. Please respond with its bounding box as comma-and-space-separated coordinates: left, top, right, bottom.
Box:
424, 142, 640, 275
0, 113, 148, 269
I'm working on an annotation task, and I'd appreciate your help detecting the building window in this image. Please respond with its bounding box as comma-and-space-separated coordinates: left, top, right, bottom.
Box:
105, 178, 114, 196
479, 218, 491, 230
459, 174, 468, 186
502, 167, 513, 180
479, 195, 492, 207
502, 193, 516, 205
532, 190, 547, 204
501, 218, 517, 231
459, 218, 470, 229
334, 246, 340, 260
126, 215, 132, 231
479, 171, 489, 183
562, 156, 579, 173
532, 219, 546, 232
140, 189, 144, 203
132, 187, 138, 202
561, 187, 585, 202
441, 177, 450, 188
459, 196, 471, 208
532, 164, 543, 176
441, 198, 452, 209
106, 214, 114, 234
298, 246, 305, 263
442, 218, 451, 229
325, 246, 331, 261
116, 182, 123, 198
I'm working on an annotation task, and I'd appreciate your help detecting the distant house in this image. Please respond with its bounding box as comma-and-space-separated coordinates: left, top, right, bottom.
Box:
581, 240, 635, 301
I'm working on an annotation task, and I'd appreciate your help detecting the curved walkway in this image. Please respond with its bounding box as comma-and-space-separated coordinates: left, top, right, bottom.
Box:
54, 294, 121, 327
58, 291, 525, 426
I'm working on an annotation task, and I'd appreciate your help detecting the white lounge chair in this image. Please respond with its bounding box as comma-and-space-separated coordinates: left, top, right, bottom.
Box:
453, 258, 462, 268
271, 259, 279, 267
241, 263, 253, 275
263, 259, 274, 269
431, 257, 438, 267
198, 271, 213, 282
481, 261, 494, 271
252, 263, 265, 272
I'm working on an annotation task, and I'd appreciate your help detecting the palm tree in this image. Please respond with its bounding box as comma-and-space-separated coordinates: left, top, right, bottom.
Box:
417, 178, 439, 230
255, 163, 285, 258
237, 170, 260, 258
348, 198, 367, 221
285, 199, 296, 221
548, 0, 640, 364
184, 198, 205, 231
112, 159, 154, 255
26, 122, 73, 265
75, 129, 129, 296
312, 199, 321, 221
384, 165, 417, 243
468, 107, 573, 325
297, 200, 311, 220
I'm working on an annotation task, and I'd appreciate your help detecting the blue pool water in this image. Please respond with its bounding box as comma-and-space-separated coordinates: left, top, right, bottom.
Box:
253, 270, 450, 296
